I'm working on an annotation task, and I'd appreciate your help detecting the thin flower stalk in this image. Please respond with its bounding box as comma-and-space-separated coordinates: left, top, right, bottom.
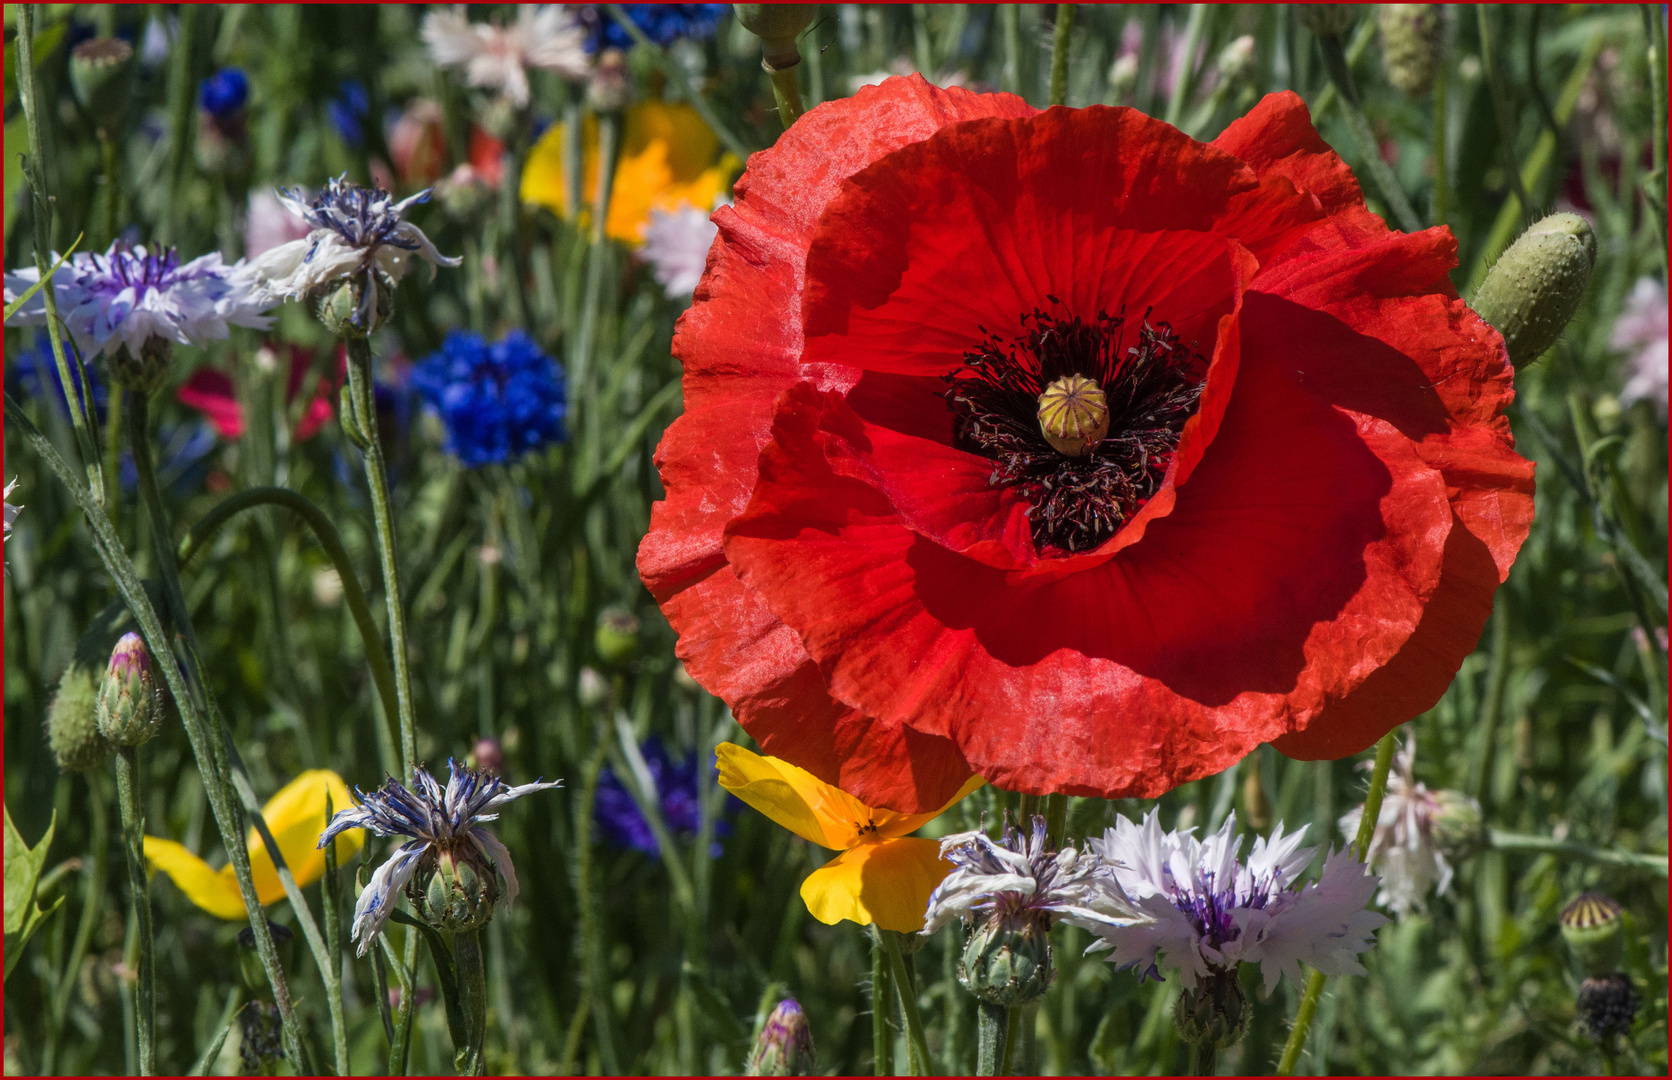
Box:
1475, 5, 1532, 226
1049, 2, 1075, 107
112, 747, 156, 1074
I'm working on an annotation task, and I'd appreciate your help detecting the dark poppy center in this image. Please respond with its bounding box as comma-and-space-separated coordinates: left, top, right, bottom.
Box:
942, 302, 1206, 554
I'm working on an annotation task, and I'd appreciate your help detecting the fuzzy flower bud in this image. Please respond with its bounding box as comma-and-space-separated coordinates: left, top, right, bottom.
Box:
961, 916, 1055, 1007
47, 661, 112, 772
1576, 973, 1639, 1042
317, 276, 394, 340
1299, 5, 1359, 38
1427, 788, 1484, 859
745, 997, 816, 1076
733, 4, 817, 71
108, 338, 173, 396
69, 38, 135, 126
96, 632, 164, 747
594, 609, 641, 670
1472, 212, 1597, 369
1378, 4, 1443, 96
1173, 971, 1251, 1052
1107, 54, 1139, 97
1560, 892, 1625, 979
470, 737, 504, 776
409, 842, 502, 934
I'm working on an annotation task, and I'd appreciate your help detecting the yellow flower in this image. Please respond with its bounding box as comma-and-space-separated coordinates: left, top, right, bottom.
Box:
521, 99, 741, 245
716, 743, 983, 933
143, 770, 365, 920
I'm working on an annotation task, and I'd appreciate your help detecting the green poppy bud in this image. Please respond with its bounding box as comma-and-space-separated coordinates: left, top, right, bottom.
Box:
1471, 212, 1597, 369
1173, 970, 1251, 1052
1299, 5, 1359, 38
1378, 4, 1443, 96
733, 4, 818, 71
408, 844, 501, 934
1560, 892, 1625, 978
745, 997, 816, 1076
959, 918, 1054, 1007
108, 338, 173, 396
237, 920, 297, 1001
69, 38, 134, 127
96, 632, 164, 748
46, 661, 112, 773
594, 609, 641, 670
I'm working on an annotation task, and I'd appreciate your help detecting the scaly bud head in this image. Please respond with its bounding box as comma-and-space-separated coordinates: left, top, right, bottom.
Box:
96, 633, 163, 747
1037, 374, 1109, 457
108, 338, 174, 396
745, 997, 816, 1076
316, 274, 394, 339
733, 4, 818, 71
1560, 892, 1625, 978
959, 917, 1055, 1007
1378, 4, 1443, 96
47, 661, 112, 772
408, 843, 501, 934
1472, 212, 1597, 369
1173, 970, 1252, 1051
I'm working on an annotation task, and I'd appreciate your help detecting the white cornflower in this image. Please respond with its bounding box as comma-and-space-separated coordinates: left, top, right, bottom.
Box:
924, 815, 1144, 938
242, 176, 461, 331
4, 242, 274, 360
1612, 276, 1668, 417
422, 5, 589, 108
4, 478, 20, 546
641, 198, 727, 299
1083, 811, 1387, 994
1338, 738, 1479, 919
318, 759, 560, 954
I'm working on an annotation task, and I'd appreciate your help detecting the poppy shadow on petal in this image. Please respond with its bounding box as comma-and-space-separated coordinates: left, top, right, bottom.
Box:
906, 304, 1421, 708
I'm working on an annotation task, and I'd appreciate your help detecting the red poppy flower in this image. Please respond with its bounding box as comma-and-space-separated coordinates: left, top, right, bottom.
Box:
638, 76, 1534, 813
177, 345, 342, 442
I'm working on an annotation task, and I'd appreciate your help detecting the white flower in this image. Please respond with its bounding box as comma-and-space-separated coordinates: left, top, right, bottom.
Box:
422, 5, 589, 108
1612, 276, 1668, 417
4, 243, 274, 360
642, 198, 727, 298
242, 176, 461, 330
1083, 811, 1387, 994
1338, 738, 1477, 919
245, 188, 314, 259
318, 760, 560, 954
923, 816, 1145, 938
4, 478, 20, 546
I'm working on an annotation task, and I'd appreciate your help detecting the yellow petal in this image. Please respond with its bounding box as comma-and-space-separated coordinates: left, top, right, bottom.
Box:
874, 774, 988, 840
142, 837, 247, 920
799, 837, 953, 933
715, 742, 847, 848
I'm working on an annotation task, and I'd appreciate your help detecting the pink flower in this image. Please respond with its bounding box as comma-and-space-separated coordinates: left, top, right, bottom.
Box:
1613, 276, 1668, 417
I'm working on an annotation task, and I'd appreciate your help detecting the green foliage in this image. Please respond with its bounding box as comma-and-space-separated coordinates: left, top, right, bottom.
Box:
4, 804, 64, 980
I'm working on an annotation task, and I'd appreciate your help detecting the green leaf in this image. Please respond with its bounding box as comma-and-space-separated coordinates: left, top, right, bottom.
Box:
4, 804, 62, 980
2, 233, 83, 322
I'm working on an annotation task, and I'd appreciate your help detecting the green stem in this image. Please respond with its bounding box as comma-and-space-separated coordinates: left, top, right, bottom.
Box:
1485, 830, 1669, 875
1317, 32, 1424, 233
872, 932, 895, 1076
1048, 3, 1075, 107
1466, 602, 1512, 807
1475, 5, 1532, 226
1309, 17, 1376, 123
44, 772, 108, 1075
1275, 731, 1399, 1075
1000, 5, 1022, 97
1431, 54, 1449, 228
1163, 5, 1209, 129
497, 134, 534, 332
1645, 4, 1669, 279
1043, 793, 1068, 849
976, 999, 1007, 1076
766, 62, 806, 127
161, 3, 198, 245
378, 931, 418, 1075
881, 930, 932, 1075
602, 5, 752, 163
177, 484, 402, 777
1191, 1042, 1217, 1076
572, 113, 619, 397
453, 929, 488, 1076
322, 794, 349, 1077
912, 4, 934, 78
99, 130, 120, 248
1001, 1003, 1021, 1075
113, 746, 156, 1075
575, 733, 621, 1074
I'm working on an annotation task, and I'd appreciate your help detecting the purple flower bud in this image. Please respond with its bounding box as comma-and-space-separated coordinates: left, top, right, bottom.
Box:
745, 997, 815, 1076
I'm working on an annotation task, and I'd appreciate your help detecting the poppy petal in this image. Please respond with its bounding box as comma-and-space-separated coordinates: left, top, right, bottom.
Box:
142, 837, 247, 920
799, 837, 953, 932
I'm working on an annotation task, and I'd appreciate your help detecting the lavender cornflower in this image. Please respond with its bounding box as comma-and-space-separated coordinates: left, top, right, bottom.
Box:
318, 760, 559, 953
242, 176, 461, 335
923, 815, 1144, 1007
4, 242, 274, 374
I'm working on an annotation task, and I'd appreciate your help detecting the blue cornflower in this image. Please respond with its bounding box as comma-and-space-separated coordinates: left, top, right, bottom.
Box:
319, 760, 560, 952
586, 4, 728, 52
410, 329, 567, 467
327, 79, 370, 148
596, 738, 733, 858
198, 67, 248, 118
119, 421, 217, 496
8, 331, 108, 421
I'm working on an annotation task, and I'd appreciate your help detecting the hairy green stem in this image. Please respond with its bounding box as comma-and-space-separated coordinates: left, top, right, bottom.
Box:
872, 933, 895, 1075
976, 999, 1007, 1075
453, 929, 489, 1076
44, 773, 109, 1075
881, 930, 931, 1075
1001, 1002, 1022, 1075
1190, 1042, 1216, 1076
767, 63, 806, 127
177, 484, 402, 777
1163, 5, 1209, 128
323, 795, 349, 1076
1476, 5, 1532, 225
1000, 5, 1022, 97
1276, 731, 1399, 1075
1048, 3, 1075, 107
1486, 830, 1669, 875
113, 747, 156, 1075
1317, 32, 1423, 233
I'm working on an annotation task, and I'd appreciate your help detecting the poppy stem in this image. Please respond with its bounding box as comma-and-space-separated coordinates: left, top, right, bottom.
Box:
881, 929, 933, 1075
112, 746, 156, 1075
1048, 4, 1075, 107
766, 61, 806, 128
1275, 731, 1398, 1075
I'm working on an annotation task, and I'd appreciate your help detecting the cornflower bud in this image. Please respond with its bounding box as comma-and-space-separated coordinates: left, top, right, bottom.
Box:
317, 275, 394, 340
47, 661, 112, 772
1472, 212, 1597, 369
409, 842, 501, 933
108, 338, 173, 396
745, 997, 816, 1076
1299, 5, 1359, 38
96, 632, 164, 747
595, 609, 641, 670
1174, 971, 1252, 1053
961, 916, 1055, 1007
1560, 892, 1625, 978
1576, 972, 1639, 1042
1378, 4, 1443, 96
733, 5, 818, 72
